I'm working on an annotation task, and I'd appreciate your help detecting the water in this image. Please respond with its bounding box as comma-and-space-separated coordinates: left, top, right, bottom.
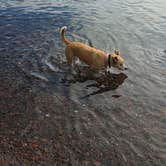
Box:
0, 0, 166, 165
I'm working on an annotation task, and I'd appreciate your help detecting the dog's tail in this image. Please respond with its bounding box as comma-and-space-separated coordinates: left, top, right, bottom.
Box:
60, 26, 70, 45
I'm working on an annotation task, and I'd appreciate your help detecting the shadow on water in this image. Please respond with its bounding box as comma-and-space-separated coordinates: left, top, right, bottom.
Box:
84, 72, 127, 98
61, 65, 127, 98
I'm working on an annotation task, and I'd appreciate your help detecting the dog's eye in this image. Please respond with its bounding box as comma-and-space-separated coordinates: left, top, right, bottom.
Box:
113, 57, 118, 64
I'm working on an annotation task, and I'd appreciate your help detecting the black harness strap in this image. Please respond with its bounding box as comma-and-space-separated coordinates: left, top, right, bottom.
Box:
108, 54, 111, 68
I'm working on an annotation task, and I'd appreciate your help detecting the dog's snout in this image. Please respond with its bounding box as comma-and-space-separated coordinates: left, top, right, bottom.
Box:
120, 64, 128, 71
118, 63, 125, 70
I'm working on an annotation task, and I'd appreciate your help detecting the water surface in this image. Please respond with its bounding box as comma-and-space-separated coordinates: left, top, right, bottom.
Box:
0, 0, 166, 165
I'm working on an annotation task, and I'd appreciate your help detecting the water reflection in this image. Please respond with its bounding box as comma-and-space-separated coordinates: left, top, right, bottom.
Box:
61, 66, 127, 98
0, 0, 166, 165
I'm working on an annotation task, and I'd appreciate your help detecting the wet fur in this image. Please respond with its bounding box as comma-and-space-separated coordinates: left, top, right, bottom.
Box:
60, 26, 124, 70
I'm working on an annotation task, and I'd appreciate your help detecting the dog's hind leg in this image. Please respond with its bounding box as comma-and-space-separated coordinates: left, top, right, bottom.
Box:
65, 47, 77, 74
65, 47, 74, 66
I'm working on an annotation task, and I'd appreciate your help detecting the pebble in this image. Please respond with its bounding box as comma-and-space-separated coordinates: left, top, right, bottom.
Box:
45, 113, 50, 117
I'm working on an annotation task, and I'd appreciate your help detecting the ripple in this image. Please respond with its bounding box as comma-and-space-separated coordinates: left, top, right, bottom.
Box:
30, 72, 49, 82
0, 0, 166, 165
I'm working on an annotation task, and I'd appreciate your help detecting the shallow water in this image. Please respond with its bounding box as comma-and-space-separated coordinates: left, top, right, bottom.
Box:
0, 0, 166, 165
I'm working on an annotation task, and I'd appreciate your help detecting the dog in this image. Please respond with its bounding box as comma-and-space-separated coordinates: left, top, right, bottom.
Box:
60, 26, 124, 72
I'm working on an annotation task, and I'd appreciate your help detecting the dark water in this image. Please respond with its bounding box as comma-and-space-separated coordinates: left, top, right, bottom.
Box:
0, 0, 166, 165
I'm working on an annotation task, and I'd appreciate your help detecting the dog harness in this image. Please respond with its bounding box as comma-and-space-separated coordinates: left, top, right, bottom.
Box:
108, 54, 111, 68
104, 52, 111, 68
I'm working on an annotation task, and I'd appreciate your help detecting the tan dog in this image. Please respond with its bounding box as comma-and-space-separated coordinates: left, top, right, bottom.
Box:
60, 26, 124, 71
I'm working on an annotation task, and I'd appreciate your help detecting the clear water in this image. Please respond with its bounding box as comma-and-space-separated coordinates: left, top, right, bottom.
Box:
0, 0, 166, 165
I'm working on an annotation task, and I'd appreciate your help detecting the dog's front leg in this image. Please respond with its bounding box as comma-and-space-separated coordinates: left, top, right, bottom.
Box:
105, 66, 111, 74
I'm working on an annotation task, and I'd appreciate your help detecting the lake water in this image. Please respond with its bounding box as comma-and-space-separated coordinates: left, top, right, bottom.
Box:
0, 0, 166, 165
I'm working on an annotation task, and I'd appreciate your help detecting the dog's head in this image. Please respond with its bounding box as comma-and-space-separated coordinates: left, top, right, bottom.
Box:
110, 49, 124, 70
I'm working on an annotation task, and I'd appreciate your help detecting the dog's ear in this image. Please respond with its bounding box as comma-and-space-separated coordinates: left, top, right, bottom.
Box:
114, 49, 120, 55
113, 56, 118, 64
